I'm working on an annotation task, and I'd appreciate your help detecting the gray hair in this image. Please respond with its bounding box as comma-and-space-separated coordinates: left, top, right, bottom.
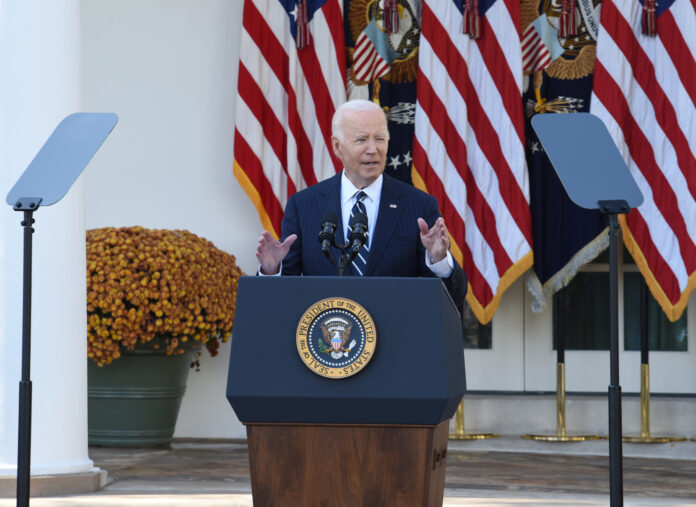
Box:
331, 100, 389, 142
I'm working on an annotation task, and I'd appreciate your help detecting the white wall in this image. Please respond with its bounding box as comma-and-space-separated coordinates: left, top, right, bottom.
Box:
80, 0, 257, 438
0, 0, 96, 474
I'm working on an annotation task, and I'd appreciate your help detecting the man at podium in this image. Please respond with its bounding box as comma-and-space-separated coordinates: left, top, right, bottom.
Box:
256, 99, 467, 307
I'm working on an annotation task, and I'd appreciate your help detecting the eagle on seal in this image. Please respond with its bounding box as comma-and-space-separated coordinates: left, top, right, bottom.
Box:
320, 319, 353, 354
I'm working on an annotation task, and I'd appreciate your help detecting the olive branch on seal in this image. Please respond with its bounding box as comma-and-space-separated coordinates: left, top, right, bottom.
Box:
317, 337, 330, 354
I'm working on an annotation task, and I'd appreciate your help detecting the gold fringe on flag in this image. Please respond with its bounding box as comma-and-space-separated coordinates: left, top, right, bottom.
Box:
619, 215, 694, 322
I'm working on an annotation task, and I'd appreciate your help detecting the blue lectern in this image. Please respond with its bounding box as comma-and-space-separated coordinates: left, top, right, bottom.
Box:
227, 276, 465, 506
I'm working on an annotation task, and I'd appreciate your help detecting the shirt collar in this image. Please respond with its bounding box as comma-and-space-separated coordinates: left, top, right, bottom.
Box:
341, 171, 383, 205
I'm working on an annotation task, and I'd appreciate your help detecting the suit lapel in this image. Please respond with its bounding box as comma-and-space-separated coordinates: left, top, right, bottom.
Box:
365, 175, 404, 275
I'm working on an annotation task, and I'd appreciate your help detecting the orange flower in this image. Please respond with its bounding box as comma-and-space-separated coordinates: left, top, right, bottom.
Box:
86, 227, 243, 367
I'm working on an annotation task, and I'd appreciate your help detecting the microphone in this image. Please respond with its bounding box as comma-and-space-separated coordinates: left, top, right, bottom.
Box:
348, 211, 368, 254
318, 212, 338, 252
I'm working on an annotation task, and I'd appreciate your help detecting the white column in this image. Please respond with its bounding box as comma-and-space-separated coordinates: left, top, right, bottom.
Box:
0, 0, 94, 476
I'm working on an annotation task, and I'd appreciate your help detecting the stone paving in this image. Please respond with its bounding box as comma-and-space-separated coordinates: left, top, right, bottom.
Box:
2, 437, 696, 506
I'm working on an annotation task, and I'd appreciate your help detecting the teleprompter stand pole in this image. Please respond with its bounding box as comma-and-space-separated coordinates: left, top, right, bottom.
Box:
599, 201, 628, 507
15, 198, 41, 507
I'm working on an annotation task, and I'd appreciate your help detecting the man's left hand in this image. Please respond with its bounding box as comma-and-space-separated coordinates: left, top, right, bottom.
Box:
418, 217, 450, 263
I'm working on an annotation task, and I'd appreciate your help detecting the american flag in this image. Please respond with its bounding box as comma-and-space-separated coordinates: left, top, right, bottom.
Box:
413, 0, 533, 324
521, 21, 551, 73
590, 0, 696, 321
233, 0, 346, 238
352, 19, 396, 84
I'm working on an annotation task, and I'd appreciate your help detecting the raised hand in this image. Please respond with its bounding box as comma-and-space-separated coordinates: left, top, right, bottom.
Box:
256, 231, 297, 275
417, 217, 450, 264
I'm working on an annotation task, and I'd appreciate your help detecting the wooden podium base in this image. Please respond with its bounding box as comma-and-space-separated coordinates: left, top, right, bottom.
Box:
246, 420, 450, 507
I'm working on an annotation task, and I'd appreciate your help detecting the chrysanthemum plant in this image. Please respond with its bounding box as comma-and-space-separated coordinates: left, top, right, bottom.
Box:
87, 227, 243, 367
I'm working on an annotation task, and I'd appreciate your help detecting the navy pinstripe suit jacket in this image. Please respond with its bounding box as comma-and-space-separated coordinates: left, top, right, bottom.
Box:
280, 172, 467, 308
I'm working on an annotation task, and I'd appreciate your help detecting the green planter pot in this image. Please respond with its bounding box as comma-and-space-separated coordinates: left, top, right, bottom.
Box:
88, 348, 193, 447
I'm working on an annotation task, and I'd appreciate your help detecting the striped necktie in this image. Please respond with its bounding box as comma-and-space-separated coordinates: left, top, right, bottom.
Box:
349, 191, 370, 276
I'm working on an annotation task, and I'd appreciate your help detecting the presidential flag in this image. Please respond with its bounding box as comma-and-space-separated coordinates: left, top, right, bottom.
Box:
234, 0, 346, 238
413, 0, 534, 324
590, 0, 696, 321
522, 0, 607, 310
345, 0, 422, 184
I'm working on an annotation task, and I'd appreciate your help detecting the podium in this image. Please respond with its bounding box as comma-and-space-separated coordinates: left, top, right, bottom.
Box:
227, 276, 465, 506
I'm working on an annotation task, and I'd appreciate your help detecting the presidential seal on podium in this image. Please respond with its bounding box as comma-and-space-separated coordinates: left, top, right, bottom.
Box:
296, 297, 377, 379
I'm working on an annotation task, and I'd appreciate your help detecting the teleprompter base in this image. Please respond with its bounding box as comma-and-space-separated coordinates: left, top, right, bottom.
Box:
246, 421, 450, 507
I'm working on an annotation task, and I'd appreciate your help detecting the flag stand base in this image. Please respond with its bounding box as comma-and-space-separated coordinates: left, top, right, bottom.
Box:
448, 398, 497, 440
522, 363, 604, 442
623, 364, 686, 444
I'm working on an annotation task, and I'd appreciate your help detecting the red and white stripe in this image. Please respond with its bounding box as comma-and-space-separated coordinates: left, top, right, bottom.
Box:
413, 0, 533, 324
234, 0, 346, 237
521, 23, 551, 73
353, 30, 391, 83
590, 0, 696, 321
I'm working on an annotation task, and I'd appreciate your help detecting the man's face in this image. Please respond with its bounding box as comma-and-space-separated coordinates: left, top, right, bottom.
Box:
331, 108, 389, 189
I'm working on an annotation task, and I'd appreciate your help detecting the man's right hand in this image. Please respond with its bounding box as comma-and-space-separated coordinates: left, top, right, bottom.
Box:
256, 231, 297, 275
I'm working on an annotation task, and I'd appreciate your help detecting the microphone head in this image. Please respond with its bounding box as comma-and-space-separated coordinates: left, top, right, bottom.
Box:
352, 210, 367, 227
348, 211, 368, 246
319, 212, 338, 248
322, 212, 338, 225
